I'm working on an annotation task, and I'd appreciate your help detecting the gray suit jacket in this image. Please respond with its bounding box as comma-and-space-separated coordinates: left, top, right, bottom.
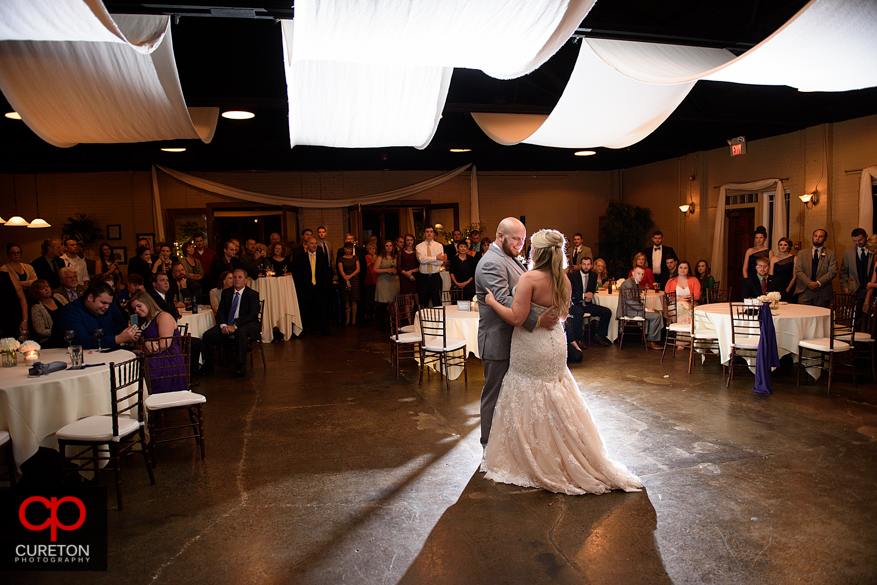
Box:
794, 247, 837, 301
839, 246, 875, 294
474, 244, 540, 361
618, 277, 645, 316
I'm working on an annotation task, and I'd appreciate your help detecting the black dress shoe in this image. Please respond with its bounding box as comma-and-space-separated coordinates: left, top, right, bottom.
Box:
199, 365, 213, 377
594, 336, 611, 347
233, 365, 245, 377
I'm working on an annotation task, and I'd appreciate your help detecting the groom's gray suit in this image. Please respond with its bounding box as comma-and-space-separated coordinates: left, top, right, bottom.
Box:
475, 243, 541, 447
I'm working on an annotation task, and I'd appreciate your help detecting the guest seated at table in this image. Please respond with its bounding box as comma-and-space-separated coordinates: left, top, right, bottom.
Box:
128, 245, 154, 285
449, 241, 476, 300
663, 256, 679, 287
129, 291, 187, 393
619, 267, 663, 350
199, 269, 261, 378
665, 261, 701, 324
695, 259, 716, 292
180, 241, 205, 283
148, 272, 181, 320
30, 279, 63, 346
266, 242, 291, 274
54, 281, 140, 350
115, 273, 144, 310
568, 257, 613, 347
92, 242, 121, 289
593, 257, 612, 290
170, 262, 202, 306
53, 267, 87, 306
210, 271, 233, 312
628, 253, 655, 290
742, 256, 778, 300
1, 243, 38, 289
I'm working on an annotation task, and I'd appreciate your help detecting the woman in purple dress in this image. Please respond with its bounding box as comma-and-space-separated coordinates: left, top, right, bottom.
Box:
129, 291, 187, 393
397, 234, 419, 297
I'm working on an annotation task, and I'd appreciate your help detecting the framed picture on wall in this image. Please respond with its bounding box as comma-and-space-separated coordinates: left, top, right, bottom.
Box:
111, 247, 128, 265
107, 224, 122, 240
135, 233, 155, 249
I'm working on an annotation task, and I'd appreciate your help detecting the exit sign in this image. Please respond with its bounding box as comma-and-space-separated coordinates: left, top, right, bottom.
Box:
729, 136, 746, 156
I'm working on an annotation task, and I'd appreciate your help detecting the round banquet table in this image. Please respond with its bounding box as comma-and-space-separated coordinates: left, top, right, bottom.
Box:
593, 290, 665, 342
0, 347, 137, 473
178, 309, 216, 364
250, 275, 304, 341
694, 302, 832, 379
413, 305, 480, 380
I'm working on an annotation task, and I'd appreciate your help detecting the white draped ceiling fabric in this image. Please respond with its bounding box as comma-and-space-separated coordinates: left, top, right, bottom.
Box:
474, 0, 877, 149
0, 0, 218, 147
711, 179, 784, 286
154, 164, 472, 209
283, 0, 596, 149
859, 167, 877, 231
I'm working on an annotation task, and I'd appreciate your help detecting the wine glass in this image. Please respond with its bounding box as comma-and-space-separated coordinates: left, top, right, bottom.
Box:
64, 330, 75, 353
91, 328, 106, 353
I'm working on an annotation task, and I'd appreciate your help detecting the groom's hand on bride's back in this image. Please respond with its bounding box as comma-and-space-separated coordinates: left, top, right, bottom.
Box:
538, 311, 559, 329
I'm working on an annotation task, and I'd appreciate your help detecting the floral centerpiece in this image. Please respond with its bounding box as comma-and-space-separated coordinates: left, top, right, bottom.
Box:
757, 291, 782, 311
0, 337, 21, 367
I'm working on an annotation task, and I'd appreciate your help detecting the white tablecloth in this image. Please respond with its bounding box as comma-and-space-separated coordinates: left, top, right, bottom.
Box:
0, 348, 137, 472
593, 290, 665, 342
178, 309, 215, 364
251, 276, 304, 341
694, 303, 832, 379
413, 306, 480, 380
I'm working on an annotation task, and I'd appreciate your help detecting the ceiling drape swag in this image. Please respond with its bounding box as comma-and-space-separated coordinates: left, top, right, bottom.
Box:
154, 165, 472, 210
859, 167, 877, 230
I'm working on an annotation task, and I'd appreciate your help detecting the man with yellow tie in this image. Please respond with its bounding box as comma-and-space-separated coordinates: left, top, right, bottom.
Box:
415, 226, 447, 308
292, 237, 332, 336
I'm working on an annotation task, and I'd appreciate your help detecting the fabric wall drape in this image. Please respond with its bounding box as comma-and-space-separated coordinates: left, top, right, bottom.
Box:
859, 167, 877, 231
151, 166, 165, 242
154, 165, 471, 209
470, 166, 480, 225
711, 179, 785, 286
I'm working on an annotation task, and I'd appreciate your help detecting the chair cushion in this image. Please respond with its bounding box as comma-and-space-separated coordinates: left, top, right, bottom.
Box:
730, 336, 760, 349
399, 325, 416, 333
799, 338, 851, 352
668, 323, 690, 332
56, 416, 139, 442
619, 316, 644, 321
837, 332, 873, 343
145, 391, 206, 410
390, 332, 422, 344
423, 338, 467, 352
692, 330, 720, 340
0, 430, 9, 446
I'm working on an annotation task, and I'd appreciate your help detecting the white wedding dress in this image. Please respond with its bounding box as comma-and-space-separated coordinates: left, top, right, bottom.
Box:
481, 303, 643, 495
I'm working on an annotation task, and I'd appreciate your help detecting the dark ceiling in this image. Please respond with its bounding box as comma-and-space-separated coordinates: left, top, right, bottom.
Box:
2, 0, 876, 174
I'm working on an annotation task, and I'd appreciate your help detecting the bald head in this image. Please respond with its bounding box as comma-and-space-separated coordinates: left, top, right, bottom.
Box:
496, 217, 524, 240
495, 217, 526, 258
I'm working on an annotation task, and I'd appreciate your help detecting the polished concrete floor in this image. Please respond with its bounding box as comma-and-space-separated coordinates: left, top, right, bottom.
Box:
7, 321, 877, 585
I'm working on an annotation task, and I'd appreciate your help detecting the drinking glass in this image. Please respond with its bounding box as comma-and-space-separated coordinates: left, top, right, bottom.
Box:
64, 330, 76, 353
91, 328, 106, 353
70, 345, 84, 369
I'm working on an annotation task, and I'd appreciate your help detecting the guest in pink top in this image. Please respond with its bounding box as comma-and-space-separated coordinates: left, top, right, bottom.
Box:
628, 253, 655, 290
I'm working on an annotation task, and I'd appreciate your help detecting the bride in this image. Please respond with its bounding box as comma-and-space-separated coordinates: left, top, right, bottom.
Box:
482, 229, 642, 495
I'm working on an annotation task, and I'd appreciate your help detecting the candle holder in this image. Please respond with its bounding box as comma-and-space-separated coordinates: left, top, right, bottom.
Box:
1, 350, 16, 368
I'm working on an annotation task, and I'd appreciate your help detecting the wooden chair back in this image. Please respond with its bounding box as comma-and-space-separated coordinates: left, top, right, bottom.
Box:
618, 287, 645, 319
831, 295, 857, 350
707, 288, 731, 304
419, 307, 448, 346
729, 303, 761, 346
441, 289, 462, 305
663, 291, 678, 325
141, 333, 191, 394
109, 356, 146, 439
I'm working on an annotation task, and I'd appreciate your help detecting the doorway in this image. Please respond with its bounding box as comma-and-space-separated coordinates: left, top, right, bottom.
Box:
726, 208, 754, 296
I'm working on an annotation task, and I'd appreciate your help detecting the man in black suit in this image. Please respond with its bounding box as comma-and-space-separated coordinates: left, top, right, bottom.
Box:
148, 272, 182, 320
741, 256, 778, 300
170, 262, 203, 305
567, 257, 613, 347
200, 269, 261, 377
293, 236, 332, 336
443, 229, 463, 258
31, 238, 67, 290
207, 240, 245, 289
642, 231, 676, 288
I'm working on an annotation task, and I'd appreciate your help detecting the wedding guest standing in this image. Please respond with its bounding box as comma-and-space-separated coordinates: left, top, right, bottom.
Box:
152, 243, 174, 276
743, 226, 773, 280
92, 242, 121, 289
769, 237, 797, 302
863, 235, 877, 311
61, 238, 90, 287
415, 226, 446, 308
292, 237, 332, 336
180, 241, 205, 282
628, 253, 655, 290
363, 243, 378, 322
374, 240, 400, 331
210, 271, 234, 312
474, 237, 491, 264
795, 229, 837, 308
450, 241, 476, 300
840, 228, 874, 317
642, 231, 675, 288
192, 234, 215, 274
31, 238, 66, 290
665, 261, 701, 324
1, 243, 37, 289
207, 241, 244, 289
694, 259, 716, 292
29, 279, 62, 346
338, 242, 361, 326
267, 243, 291, 274
569, 233, 593, 268
397, 234, 419, 297
128, 245, 154, 285
0, 269, 27, 339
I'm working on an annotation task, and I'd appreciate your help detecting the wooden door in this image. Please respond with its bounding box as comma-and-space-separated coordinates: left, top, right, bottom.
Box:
726, 208, 754, 297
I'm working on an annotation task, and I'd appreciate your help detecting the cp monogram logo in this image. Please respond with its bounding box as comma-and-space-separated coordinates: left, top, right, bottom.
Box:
19, 496, 87, 542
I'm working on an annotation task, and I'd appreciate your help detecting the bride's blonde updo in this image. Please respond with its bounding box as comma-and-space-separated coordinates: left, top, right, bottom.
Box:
529, 229, 570, 316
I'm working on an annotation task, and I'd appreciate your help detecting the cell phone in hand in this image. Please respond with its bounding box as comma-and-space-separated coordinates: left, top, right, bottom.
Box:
130, 314, 139, 327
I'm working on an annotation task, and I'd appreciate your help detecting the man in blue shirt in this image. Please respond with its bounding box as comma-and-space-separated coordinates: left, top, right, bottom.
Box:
56, 281, 141, 350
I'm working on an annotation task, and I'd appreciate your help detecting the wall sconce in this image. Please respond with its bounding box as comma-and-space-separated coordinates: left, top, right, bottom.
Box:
679, 203, 695, 215
799, 192, 818, 209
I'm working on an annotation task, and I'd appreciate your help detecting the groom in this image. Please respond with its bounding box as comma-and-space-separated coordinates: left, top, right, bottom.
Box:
475, 218, 558, 448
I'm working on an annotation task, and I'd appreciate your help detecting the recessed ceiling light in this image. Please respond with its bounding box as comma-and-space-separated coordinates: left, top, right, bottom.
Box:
161, 147, 186, 153
449, 148, 471, 153
222, 110, 255, 120
574, 150, 596, 156
5, 112, 21, 120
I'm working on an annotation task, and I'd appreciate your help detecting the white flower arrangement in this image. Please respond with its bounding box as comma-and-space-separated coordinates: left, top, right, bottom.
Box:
0, 338, 21, 353
616, 278, 626, 288
19, 340, 41, 353
757, 291, 782, 304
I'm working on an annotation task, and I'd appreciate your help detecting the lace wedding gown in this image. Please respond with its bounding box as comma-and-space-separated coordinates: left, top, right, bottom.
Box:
481, 303, 643, 495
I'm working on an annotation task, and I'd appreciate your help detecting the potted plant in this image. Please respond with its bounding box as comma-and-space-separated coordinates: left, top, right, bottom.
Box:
598, 200, 654, 279
61, 213, 103, 247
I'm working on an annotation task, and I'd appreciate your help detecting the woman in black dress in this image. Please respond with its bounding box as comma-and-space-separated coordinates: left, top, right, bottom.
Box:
128, 245, 154, 284
93, 242, 121, 289
0, 270, 27, 339
266, 243, 291, 275
769, 236, 797, 302
449, 241, 476, 300
743, 226, 773, 280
